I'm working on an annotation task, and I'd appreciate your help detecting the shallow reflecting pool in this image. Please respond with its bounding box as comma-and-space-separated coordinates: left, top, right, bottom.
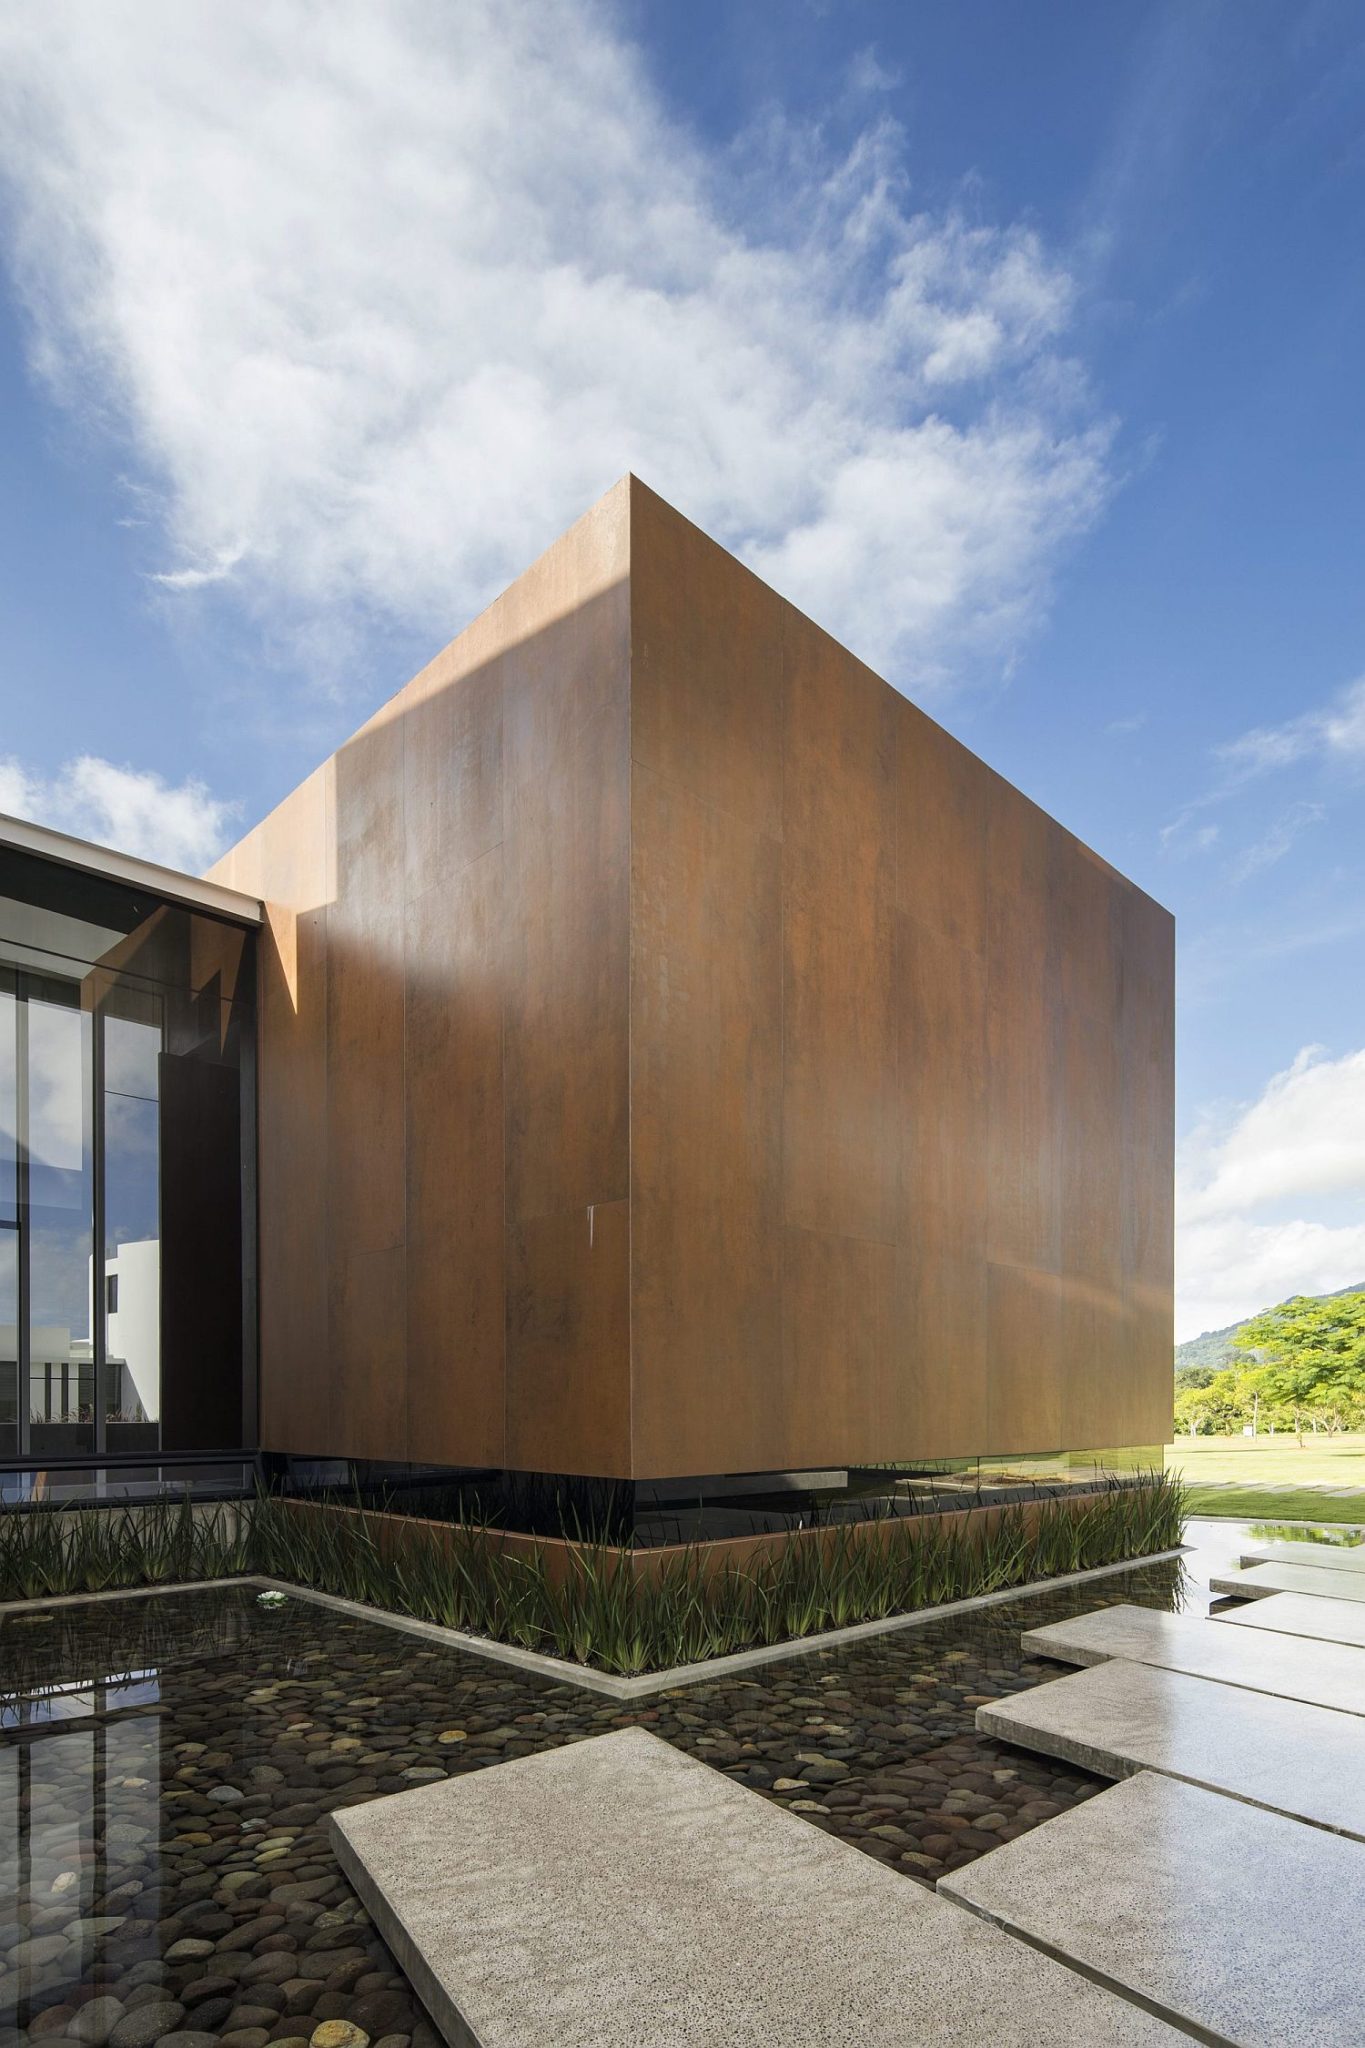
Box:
0, 1554, 1191, 2046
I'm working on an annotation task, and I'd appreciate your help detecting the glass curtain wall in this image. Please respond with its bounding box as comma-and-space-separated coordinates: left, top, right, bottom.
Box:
0, 851, 255, 1479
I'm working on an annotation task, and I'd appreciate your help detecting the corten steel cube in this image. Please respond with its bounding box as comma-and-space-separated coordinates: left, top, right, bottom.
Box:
213, 477, 1173, 1481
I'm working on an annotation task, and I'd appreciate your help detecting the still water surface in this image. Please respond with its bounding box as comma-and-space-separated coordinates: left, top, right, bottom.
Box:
1, 1528, 1284, 2047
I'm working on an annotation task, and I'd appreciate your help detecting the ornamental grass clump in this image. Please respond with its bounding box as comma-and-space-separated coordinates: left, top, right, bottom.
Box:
0, 1496, 250, 1602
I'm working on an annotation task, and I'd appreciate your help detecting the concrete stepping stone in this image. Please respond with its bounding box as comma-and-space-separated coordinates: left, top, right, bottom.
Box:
940, 1771, 1365, 2047
1021, 1601, 1365, 1716
1211, 1561, 1365, 1603
1216, 1591, 1365, 1650
1238, 1536, 1365, 1572
976, 1658, 1365, 1840
331, 1726, 1182, 2046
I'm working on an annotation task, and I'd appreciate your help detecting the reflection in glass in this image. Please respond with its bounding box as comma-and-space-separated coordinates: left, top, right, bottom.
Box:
27, 987, 94, 1451
0, 971, 14, 1223
0, 848, 253, 1476
103, 1004, 162, 1437
0, 1228, 15, 1454
0, 975, 14, 1453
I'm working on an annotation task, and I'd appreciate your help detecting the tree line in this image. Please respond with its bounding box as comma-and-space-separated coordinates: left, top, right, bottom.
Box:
1174, 1292, 1365, 1441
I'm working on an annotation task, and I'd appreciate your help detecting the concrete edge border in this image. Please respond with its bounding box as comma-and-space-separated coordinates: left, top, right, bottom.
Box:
0, 1574, 249, 1616
1, 1548, 1188, 1701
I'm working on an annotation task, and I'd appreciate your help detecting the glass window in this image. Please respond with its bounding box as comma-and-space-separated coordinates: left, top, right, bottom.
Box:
103, 1002, 162, 1435
0, 850, 253, 1469
26, 985, 94, 1451
0, 1227, 16, 1454
0, 971, 15, 1224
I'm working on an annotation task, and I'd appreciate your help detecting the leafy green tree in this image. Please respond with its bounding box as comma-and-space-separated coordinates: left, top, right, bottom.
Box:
1173, 1367, 1249, 1436
1174, 1384, 1217, 1436
1175, 1363, 1219, 1392
1232, 1293, 1365, 1439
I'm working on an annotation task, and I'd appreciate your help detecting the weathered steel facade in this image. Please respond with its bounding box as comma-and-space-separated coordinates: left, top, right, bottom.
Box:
213, 477, 1174, 1479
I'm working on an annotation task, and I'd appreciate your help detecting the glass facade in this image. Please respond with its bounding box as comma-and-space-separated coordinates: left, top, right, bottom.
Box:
0, 848, 255, 1493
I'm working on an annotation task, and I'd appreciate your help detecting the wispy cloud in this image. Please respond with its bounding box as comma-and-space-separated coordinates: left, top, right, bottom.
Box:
846, 46, 902, 95
0, 0, 1112, 696
0, 755, 240, 872
1177, 1043, 1365, 1338
1227, 799, 1325, 882
1218, 674, 1365, 778
1159, 673, 1365, 864
148, 543, 248, 592
1159, 818, 1218, 856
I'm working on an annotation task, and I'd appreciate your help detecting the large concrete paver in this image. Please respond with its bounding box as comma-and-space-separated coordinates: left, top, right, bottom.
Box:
940, 1771, 1365, 2047
1022, 1601, 1365, 1716
1238, 1537, 1365, 1573
1211, 1561, 1365, 1603
977, 1657, 1365, 1839
331, 1726, 1181, 2047
1216, 1590, 1365, 1649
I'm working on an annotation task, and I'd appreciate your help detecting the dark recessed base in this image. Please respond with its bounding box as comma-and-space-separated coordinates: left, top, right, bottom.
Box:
264, 1452, 1160, 1547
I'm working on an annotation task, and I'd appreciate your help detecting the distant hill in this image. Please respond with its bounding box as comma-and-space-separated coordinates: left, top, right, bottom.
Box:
1176, 1282, 1365, 1377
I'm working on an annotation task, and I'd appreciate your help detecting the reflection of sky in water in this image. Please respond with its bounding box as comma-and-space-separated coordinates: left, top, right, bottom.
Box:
0, 1669, 160, 1730
0, 1691, 162, 1995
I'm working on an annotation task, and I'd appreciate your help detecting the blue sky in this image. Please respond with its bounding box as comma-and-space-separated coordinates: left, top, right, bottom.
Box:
0, 0, 1362, 1339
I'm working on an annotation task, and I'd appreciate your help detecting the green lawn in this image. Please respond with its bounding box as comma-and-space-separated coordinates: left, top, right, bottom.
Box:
1166, 1432, 1365, 1523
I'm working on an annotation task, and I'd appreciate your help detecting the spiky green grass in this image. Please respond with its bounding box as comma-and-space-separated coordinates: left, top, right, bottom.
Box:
253, 1472, 1185, 1673
0, 1473, 1184, 1675
0, 1497, 250, 1601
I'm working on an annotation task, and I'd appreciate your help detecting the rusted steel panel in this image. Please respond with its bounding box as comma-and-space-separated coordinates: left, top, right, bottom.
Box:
630, 484, 784, 840
628, 758, 783, 1477
213, 483, 632, 1470
405, 848, 506, 1467
629, 481, 1172, 1475
505, 1196, 631, 1476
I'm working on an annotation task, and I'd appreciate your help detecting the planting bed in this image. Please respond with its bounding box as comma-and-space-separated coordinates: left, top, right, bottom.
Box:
0, 1553, 1186, 2048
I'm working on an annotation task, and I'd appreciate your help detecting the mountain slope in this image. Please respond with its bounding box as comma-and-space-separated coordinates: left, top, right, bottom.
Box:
1176, 1282, 1365, 1376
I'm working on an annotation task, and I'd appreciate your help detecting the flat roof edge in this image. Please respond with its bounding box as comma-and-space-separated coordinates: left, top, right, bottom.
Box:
0, 811, 264, 927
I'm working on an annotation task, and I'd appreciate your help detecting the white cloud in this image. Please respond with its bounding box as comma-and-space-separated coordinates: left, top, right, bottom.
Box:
1177, 1045, 1365, 1338
0, 0, 1111, 693
0, 755, 240, 872
1177, 1215, 1365, 1344
147, 543, 248, 592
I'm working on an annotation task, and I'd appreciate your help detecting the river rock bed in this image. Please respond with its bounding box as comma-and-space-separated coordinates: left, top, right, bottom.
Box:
1, 1556, 1186, 2046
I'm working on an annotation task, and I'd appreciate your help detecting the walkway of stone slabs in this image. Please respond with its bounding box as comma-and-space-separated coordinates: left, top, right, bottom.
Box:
333, 1530, 1365, 2048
